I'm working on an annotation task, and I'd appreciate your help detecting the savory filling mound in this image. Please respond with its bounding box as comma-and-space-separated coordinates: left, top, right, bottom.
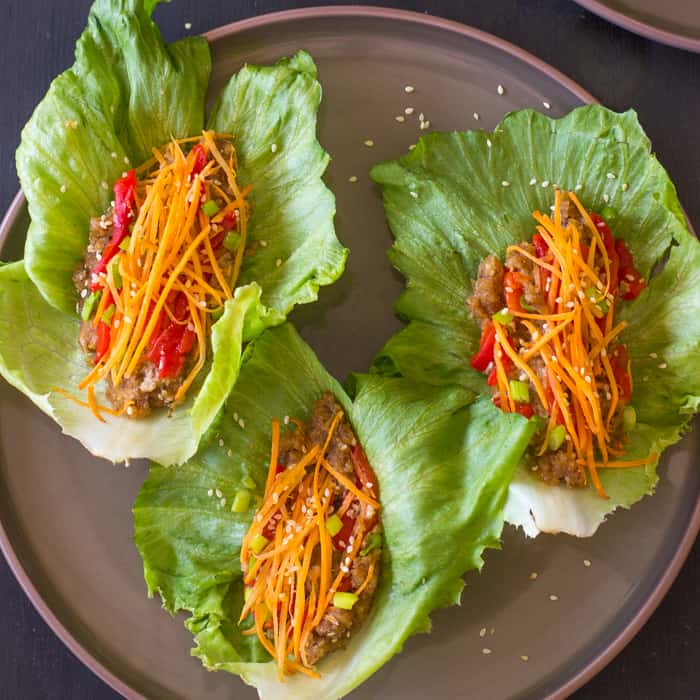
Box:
71, 132, 250, 419
240, 392, 382, 679
468, 190, 652, 497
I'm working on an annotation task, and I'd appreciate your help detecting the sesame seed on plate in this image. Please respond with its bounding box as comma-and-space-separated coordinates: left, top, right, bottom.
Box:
473, 112, 480, 120
420, 120, 430, 130
549, 594, 559, 601
497, 84, 505, 95
404, 85, 415, 93
348, 175, 358, 183
543, 101, 551, 109
482, 647, 492, 655
529, 572, 538, 580
479, 627, 487, 638
404, 107, 414, 115
364, 139, 375, 147
395, 115, 405, 123
521, 655, 530, 662
583, 559, 592, 567
408, 144, 416, 150
184, 21, 192, 29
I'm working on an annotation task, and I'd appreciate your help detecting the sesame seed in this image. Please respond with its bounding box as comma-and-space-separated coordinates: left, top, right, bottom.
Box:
486, 139, 492, 148
566, 301, 575, 309
529, 177, 537, 185
408, 144, 416, 150
405, 107, 414, 115
501, 180, 510, 187
233, 412, 238, 421
482, 647, 492, 655
410, 191, 418, 199
275, 258, 282, 267
473, 112, 480, 120
576, 183, 583, 191
521, 655, 530, 662
497, 84, 505, 95
607, 172, 616, 180
395, 115, 405, 123
214, 488, 223, 498
271, 143, 277, 153
184, 21, 192, 29
622, 182, 629, 191
272, 493, 279, 504
543, 101, 551, 110
585, 375, 592, 384
420, 120, 430, 130
541, 180, 550, 188
239, 418, 246, 428
583, 559, 592, 567
259, 240, 267, 247
404, 85, 415, 93
658, 362, 667, 369
344, 556, 351, 565
363, 139, 374, 147
111, 152, 117, 159
59, 184, 67, 193
479, 627, 487, 637
220, 498, 226, 507
549, 594, 559, 601
101, 181, 108, 190
340, 565, 349, 574
529, 572, 538, 580
603, 193, 610, 203
207, 489, 213, 497
418, 112, 425, 122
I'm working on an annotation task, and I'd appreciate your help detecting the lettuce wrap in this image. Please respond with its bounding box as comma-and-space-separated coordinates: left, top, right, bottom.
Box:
370, 106, 700, 537
0, 0, 345, 465
133, 323, 537, 699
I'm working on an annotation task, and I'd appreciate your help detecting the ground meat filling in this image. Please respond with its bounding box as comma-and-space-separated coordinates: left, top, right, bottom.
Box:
466, 193, 641, 490
243, 392, 382, 674
73, 138, 240, 418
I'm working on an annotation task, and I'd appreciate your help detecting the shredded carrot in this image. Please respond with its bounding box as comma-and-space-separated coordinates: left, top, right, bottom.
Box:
61, 131, 251, 418
489, 190, 652, 498
240, 405, 381, 679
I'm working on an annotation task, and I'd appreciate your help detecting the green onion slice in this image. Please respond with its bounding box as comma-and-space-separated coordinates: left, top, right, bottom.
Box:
81, 290, 101, 321
250, 534, 269, 554
359, 532, 382, 556
326, 513, 343, 537
622, 405, 636, 432
223, 230, 241, 252
548, 424, 566, 451
492, 308, 514, 325
231, 489, 251, 513
509, 379, 530, 403
332, 592, 359, 610
202, 200, 220, 217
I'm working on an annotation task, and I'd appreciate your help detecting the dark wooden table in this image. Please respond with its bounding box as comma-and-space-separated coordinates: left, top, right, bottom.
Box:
1, 1, 698, 698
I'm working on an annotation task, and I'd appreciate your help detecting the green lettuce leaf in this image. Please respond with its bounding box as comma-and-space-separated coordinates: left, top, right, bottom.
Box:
133, 323, 537, 698
370, 105, 700, 536
2, 1, 344, 464
0, 261, 263, 465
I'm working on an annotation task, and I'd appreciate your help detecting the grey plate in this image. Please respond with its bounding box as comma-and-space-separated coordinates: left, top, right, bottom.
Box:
1, 7, 698, 700
575, 0, 700, 52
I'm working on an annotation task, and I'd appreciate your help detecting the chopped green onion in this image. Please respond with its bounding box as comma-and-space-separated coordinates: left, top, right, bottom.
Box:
223, 231, 241, 252
81, 290, 101, 321
101, 304, 115, 324
250, 534, 269, 554
492, 308, 513, 325
548, 425, 567, 451
585, 286, 608, 314
231, 489, 251, 513
359, 532, 382, 556
601, 206, 617, 223
332, 592, 359, 610
202, 200, 220, 217
509, 380, 530, 403
110, 258, 122, 288
622, 405, 636, 432
326, 513, 343, 537
241, 475, 257, 490
520, 300, 536, 312
119, 236, 131, 252
248, 554, 257, 569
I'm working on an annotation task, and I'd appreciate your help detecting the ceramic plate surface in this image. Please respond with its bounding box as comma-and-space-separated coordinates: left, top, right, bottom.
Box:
1, 7, 698, 700
575, 0, 700, 52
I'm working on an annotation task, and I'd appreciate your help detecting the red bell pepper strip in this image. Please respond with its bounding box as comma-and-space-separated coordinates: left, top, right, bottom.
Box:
503, 269, 526, 313
90, 170, 137, 290
332, 513, 356, 550
615, 239, 646, 300
94, 321, 111, 364
487, 353, 512, 386
514, 402, 534, 419
191, 144, 207, 175
470, 321, 496, 372
610, 344, 632, 403
532, 233, 548, 258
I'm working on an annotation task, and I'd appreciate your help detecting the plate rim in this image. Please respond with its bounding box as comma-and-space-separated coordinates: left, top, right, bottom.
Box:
574, 0, 700, 53
0, 5, 698, 700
